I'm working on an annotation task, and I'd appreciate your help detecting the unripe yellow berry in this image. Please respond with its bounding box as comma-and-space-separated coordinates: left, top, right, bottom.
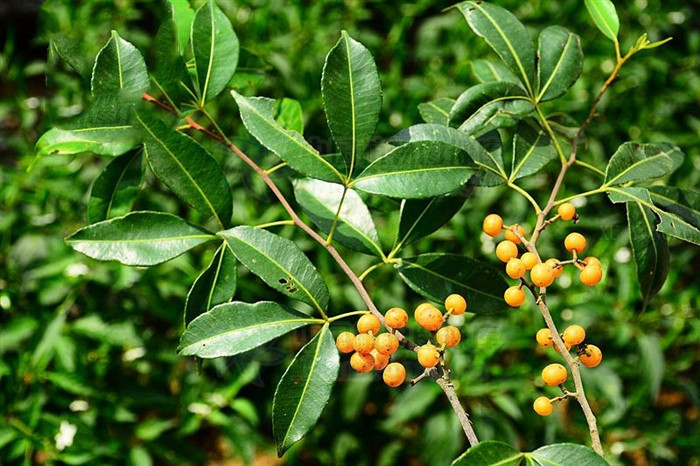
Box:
542, 363, 568, 386
533, 396, 554, 416
357, 314, 381, 334
417, 344, 441, 368
335, 331, 355, 353
496, 240, 519, 263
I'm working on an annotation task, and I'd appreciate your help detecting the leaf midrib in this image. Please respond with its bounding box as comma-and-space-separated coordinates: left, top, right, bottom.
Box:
400, 258, 501, 300
537, 31, 575, 101
510, 129, 545, 181
69, 234, 212, 244
604, 153, 670, 186
353, 165, 471, 185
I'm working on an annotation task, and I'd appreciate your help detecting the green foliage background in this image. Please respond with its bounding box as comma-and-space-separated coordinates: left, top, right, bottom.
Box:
1, 0, 698, 464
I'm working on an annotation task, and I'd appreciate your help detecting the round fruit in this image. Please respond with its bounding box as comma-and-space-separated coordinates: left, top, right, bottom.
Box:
445, 294, 467, 315
520, 252, 539, 270
496, 240, 519, 263
582, 256, 602, 268
371, 349, 390, 370
436, 326, 461, 347
385, 307, 408, 329
563, 325, 586, 346
375, 333, 399, 355
383, 362, 406, 387
505, 224, 526, 244
506, 258, 526, 279
558, 203, 576, 221
545, 258, 563, 278
415, 305, 443, 331
553, 340, 572, 354
350, 352, 375, 373
531, 263, 555, 287
336, 331, 355, 353
357, 314, 381, 334
353, 333, 375, 354
536, 328, 553, 347
483, 214, 504, 237
580, 265, 603, 286
533, 397, 554, 416
417, 344, 441, 368
580, 344, 603, 368
564, 232, 587, 254
504, 286, 526, 307
542, 363, 568, 386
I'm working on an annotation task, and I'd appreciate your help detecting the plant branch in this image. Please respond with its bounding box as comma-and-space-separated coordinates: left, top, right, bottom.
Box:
434, 371, 480, 446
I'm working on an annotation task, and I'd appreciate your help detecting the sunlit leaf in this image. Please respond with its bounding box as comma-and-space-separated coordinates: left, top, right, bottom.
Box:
91, 31, 149, 98
603, 142, 683, 187
584, 0, 620, 42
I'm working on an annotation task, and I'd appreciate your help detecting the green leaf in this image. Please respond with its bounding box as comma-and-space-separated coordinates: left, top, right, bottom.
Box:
219, 226, 330, 313
537, 26, 583, 102
452, 442, 608, 466
397, 254, 508, 314
449, 82, 533, 136
458, 1, 536, 95
273, 324, 339, 456
152, 17, 194, 109
470, 59, 520, 85
178, 301, 321, 357
293, 178, 382, 257
418, 98, 456, 125
191, 0, 239, 103
584, 0, 620, 42
352, 141, 475, 199
229, 47, 267, 89
275, 98, 304, 134
135, 111, 233, 228
603, 142, 684, 187
66, 211, 215, 266
87, 150, 143, 223
49, 34, 91, 79
607, 187, 700, 245
627, 202, 669, 309
321, 31, 382, 173
232, 92, 344, 183
648, 186, 700, 230
510, 120, 558, 181
91, 31, 149, 99
184, 243, 237, 325
395, 194, 470, 249
451, 441, 521, 465
167, 0, 195, 52
637, 333, 664, 402
531, 443, 609, 465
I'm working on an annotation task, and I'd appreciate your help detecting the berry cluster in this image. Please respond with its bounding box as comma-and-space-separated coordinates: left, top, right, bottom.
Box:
335, 294, 468, 387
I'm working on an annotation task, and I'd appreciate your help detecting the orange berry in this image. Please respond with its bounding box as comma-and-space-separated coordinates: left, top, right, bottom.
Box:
542, 363, 568, 386
536, 328, 553, 347
582, 256, 601, 268
375, 333, 399, 355
580, 265, 603, 286
545, 258, 563, 278
533, 397, 554, 416
383, 362, 406, 387
506, 258, 526, 279
520, 252, 539, 270
415, 305, 443, 331
371, 349, 390, 370
436, 326, 461, 347
353, 333, 375, 354
415, 302, 435, 314
417, 344, 441, 368
553, 340, 572, 354
385, 307, 408, 329
558, 203, 576, 221
357, 314, 381, 334
496, 240, 519, 263
531, 263, 555, 287
482, 214, 503, 237
580, 344, 603, 368
563, 325, 586, 346
445, 293, 467, 315
335, 331, 355, 353
564, 232, 587, 254
350, 352, 375, 373
504, 286, 526, 307
505, 224, 526, 244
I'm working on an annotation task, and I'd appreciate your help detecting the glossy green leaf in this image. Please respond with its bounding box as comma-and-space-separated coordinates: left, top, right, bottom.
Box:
451, 441, 521, 465
184, 243, 237, 325
352, 141, 474, 199
510, 120, 558, 181
293, 178, 382, 257
397, 254, 508, 314
178, 301, 321, 358
452, 442, 607, 466
91, 31, 149, 98
531, 443, 609, 465
648, 186, 700, 230
321, 31, 382, 172
418, 98, 456, 125
449, 82, 533, 136
537, 26, 583, 102
273, 324, 338, 456
167, 0, 195, 52
584, 0, 620, 42
627, 202, 669, 309
151, 17, 194, 109
135, 111, 233, 228
603, 142, 684, 187
87, 150, 143, 223
66, 211, 215, 266
232, 92, 343, 183
458, 1, 536, 95
219, 226, 330, 312
191, 0, 239, 103
470, 59, 520, 85
395, 194, 469, 249
275, 98, 304, 134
